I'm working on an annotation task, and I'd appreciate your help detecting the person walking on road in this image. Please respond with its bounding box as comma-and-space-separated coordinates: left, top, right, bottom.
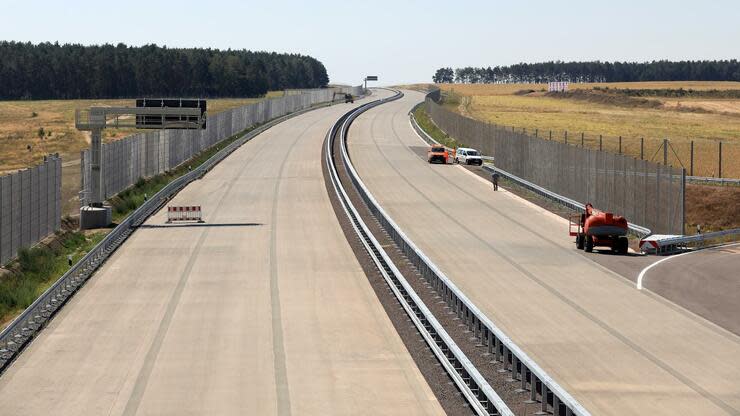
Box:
491, 172, 500, 191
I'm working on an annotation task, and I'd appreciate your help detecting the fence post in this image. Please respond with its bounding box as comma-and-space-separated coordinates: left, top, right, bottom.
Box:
690, 141, 694, 176
619, 136, 622, 154
565, 130, 568, 145
681, 169, 686, 235
535, 128, 538, 138
663, 139, 668, 166
581, 132, 584, 147
640, 137, 644, 160
599, 135, 602, 151
549, 130, 552, 140
718, 141, 722, 178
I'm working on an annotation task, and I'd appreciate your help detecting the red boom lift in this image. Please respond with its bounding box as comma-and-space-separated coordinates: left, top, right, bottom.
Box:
569, 203, 629, 254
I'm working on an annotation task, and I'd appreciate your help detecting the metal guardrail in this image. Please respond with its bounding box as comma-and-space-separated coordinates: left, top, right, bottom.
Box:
640, 228, 740, 255
410, 107, 652, 239
329, 91, 512, 416
0, 99, 342, 375
352, 92, 591, 416
480, 162, 652, 237
686, 176, 740, 185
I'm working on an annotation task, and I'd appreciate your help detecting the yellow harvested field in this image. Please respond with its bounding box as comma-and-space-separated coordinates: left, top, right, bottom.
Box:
0, 96, 270, 216
659, 98, 740, 114
434, 82, 740, 178
439, 81, 740, 96
0, 97, 263, 175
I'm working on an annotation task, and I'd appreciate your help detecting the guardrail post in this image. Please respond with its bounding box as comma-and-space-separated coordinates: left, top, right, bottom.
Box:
536, 384, 549, 415
508, 355, 518, 382
499, 346, 509, 373
526, 374, 537, 404
518, 367, 528, 393
494, 337, 502, 363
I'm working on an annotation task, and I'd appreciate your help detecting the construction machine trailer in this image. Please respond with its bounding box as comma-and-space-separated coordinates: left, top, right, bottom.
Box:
570, 203, 629, 254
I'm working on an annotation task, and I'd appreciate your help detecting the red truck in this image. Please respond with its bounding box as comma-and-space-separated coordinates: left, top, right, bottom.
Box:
569, 203, 629, 254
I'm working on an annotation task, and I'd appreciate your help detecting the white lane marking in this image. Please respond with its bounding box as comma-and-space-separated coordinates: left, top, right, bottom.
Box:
636, 242, 740, 290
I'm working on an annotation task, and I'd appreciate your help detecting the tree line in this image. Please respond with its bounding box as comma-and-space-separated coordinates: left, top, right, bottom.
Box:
0, 41, 330, 99
432, 60, 740, 84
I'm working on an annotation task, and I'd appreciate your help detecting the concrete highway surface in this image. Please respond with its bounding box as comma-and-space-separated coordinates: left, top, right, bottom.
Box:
640, 243, 740, 336
0, 91, 444, 415
347, 90, 740, 416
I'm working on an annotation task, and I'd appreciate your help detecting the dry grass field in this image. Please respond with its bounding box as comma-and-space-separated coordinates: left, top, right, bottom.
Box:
0, 95, 283, 215
0, 97, 266, 175
436, 82, 740, 178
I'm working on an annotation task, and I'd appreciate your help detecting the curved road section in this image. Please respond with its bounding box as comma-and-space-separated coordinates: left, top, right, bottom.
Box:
0, 91, 444, 415
346, 90, 740, 416
640, 244, 740, 336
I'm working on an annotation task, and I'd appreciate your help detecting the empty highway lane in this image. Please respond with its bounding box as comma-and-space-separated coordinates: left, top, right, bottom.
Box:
0, 91, 443, 416
346, 90, 740, 416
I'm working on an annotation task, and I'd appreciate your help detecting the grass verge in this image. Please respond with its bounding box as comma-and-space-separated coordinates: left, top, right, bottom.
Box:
413, 105, 461, 149
0, 117, 264, 329
0, 223, 106, 327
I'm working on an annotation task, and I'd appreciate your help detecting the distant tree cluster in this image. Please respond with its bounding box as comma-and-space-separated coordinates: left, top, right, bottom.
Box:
433, 60, 740, 84
0, 41, 330, 99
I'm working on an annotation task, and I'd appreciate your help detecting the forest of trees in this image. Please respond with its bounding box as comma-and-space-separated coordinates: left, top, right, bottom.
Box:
432, 60, 740, 84
0, 41, 330, 99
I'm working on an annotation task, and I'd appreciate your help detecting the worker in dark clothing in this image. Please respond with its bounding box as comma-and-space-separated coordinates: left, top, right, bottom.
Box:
491, 172, 500, 191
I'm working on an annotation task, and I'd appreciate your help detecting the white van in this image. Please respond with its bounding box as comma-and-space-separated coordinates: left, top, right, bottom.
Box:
455, 147, 483, 165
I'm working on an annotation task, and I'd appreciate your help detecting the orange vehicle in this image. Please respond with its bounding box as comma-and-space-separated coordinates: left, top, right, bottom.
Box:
427, 145, 454, 164
569, 203, 629, 254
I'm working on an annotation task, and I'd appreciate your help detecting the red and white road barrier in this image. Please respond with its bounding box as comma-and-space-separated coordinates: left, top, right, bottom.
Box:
166, 206, 204, 223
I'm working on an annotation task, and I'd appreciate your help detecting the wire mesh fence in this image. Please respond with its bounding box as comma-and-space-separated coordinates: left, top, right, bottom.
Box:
427, 98, 685, 235
492, 128, 737, 179
81, 87, 362, 205
0, 155, 62, 265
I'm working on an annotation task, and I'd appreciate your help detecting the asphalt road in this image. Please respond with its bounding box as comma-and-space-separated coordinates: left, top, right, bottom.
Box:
0, 91, 444, 415
346, 90, 740, 416
640, 244, 740, 336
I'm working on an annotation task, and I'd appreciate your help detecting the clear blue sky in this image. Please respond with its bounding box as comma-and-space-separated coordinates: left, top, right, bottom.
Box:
1, 0, 739, 86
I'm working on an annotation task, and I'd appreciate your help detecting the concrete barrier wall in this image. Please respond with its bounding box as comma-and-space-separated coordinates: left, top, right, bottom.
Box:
0, 155, 62, 265
81, 88, 353, 205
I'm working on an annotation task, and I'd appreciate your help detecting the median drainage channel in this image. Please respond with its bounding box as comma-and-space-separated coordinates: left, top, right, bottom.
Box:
325, 94, 512, 416
329, 91, 590, 416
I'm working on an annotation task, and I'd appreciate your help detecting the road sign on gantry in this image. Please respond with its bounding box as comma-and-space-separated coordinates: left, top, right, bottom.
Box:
364, 75, 378, 90
136, 98, 207, 129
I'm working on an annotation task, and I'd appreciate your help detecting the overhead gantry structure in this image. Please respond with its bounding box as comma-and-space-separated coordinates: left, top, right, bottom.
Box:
75, 101, 206, 228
